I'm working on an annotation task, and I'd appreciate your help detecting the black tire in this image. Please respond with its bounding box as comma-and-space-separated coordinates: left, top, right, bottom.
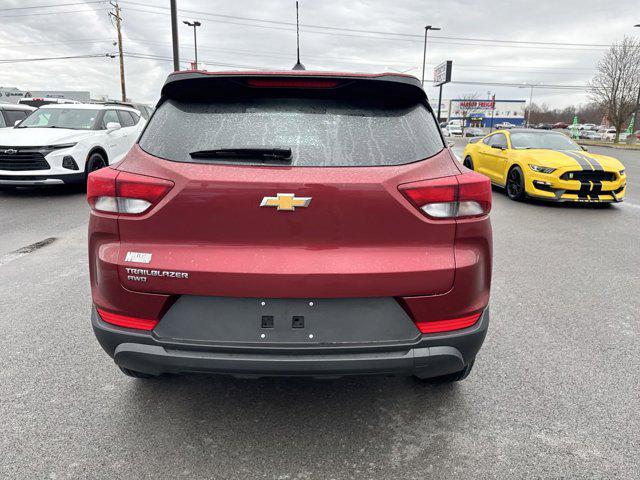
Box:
85, 152, 107, 182
506, 165, 526, 201
463, 156, 474, 170
118, 366, 157, 379
416, 361, 475, 384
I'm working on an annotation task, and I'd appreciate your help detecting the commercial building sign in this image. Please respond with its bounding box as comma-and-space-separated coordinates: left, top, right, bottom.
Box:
433, 60, 452, 86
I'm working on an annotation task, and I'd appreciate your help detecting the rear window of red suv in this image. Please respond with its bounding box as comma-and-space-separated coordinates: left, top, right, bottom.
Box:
138, 97, 444, 167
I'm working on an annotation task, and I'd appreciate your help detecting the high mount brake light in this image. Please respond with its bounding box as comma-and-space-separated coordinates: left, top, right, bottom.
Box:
415, 313, 481, 334
87, 169, 174, 215
246, 79, 339, 89
96, 308, 159, 331
399, 173, 491, 219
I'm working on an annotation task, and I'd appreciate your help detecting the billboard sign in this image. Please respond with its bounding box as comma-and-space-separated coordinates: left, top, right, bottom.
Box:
433, 60, 452, 86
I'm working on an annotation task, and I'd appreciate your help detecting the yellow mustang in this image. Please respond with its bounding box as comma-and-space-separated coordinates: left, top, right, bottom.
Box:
462, 129, 626, 203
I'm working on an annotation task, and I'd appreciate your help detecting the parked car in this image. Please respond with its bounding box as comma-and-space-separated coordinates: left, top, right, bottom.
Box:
582, 123, 597, 131
446, 124, 463, 137
18, 97, 80, 108
601, 128, 617, 141
552, 122, 568, 129
464, 127, 484, 137
0, 103, 145, 187
0, 103, 35, 128
93, 101, 155, 120
495, 122, 516, 129
535, 123, 553, 130
463, 129, 626, 203
86, 71, 493, 382
579, 130, 600, 140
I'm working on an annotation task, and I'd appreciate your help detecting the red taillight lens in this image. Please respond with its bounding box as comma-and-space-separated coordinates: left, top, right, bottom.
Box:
96, 308, 159, 331
458, 172, 492, 218
246, 79, 339, 89
87, 168, 174, 215
415, 313, 481, 334
398, 172, 491, 219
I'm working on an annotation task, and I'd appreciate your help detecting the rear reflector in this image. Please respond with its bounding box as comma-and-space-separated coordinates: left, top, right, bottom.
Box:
97, 308, 159, 331
415, 313, 481, 334
399, 172, 491, 219
246, 79, 339, 89
87, 169, 174, 215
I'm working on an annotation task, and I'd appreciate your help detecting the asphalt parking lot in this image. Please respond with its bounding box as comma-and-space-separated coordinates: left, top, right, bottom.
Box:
1, 140, 638, 479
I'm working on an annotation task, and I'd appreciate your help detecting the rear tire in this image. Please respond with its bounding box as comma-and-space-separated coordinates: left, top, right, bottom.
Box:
415, 361, 475, 383
463, 156, 474, 170
118, 366, 157, 379
506, 166, 526, 201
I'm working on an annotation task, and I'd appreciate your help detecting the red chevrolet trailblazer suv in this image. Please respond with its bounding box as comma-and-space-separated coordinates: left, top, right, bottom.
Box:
87, 71, 492, 382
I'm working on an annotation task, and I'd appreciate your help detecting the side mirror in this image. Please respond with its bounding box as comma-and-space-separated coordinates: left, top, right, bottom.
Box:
106, 122, 121, 132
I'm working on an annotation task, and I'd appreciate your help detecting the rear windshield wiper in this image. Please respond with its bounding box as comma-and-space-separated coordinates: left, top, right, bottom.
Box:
189, 147, 292, 162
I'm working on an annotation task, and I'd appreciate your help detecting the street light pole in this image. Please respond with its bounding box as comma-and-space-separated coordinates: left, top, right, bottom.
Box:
183, 21, 201, 69
421, 25, 441, 86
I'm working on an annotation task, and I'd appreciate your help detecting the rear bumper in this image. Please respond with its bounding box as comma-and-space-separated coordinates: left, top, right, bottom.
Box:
92, 307, 489, 379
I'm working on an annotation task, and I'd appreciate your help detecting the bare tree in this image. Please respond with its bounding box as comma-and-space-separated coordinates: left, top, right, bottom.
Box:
588, 36, 640, 143
456, 94, 483, 134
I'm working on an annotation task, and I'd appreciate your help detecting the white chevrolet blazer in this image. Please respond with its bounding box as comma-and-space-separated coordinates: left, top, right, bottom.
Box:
0, 103, 146, 186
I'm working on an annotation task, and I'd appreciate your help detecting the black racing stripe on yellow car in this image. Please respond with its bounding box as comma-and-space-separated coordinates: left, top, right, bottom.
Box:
578, 181, 591, 199
576, 152, 604, 171
561, 151, 593, 171
589, 181, 603, 199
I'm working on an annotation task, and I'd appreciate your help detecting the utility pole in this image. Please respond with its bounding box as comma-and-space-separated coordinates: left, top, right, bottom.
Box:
109, 1, 126, 101
183, 21, 201, 69
170, 0, 180, 71
420, 25, 441, 85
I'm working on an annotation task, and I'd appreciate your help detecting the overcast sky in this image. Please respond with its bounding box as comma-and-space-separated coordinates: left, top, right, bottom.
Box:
1, 0, 638, 108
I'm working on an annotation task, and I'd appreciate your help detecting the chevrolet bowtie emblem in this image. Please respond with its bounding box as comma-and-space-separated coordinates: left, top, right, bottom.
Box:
260, 193, 312, 211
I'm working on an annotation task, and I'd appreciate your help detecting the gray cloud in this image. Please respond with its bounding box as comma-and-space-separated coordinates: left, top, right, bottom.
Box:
0, 0, 638, 107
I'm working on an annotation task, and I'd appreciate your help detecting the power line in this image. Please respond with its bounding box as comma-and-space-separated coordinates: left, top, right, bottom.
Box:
447, 81, 587, 90
0, 1, 104, 11
0, 38, 114, 48
0, 7, 108, 18
0, 53, 114, 64
119, 0, 612, 48
123, 52, 263, 70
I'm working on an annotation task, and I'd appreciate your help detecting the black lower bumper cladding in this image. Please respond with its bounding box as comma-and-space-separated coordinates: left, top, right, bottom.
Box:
92, 305, 489, 379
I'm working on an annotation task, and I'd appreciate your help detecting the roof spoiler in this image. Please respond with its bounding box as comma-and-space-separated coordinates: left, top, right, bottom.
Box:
160, 71, 427, 104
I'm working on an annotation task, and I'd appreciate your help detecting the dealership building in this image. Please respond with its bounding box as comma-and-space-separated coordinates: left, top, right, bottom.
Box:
0, 86, 91, 104
441, 99, 526, 127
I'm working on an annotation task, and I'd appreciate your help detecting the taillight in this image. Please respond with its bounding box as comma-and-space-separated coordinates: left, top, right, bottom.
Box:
399, 172, 491, 219
96, 308, 158, 331
87, 168, 174, 215
415, 313, 481, 334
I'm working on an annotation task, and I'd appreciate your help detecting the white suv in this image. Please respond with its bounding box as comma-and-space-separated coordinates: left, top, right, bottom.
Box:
0, 104, 145, 186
